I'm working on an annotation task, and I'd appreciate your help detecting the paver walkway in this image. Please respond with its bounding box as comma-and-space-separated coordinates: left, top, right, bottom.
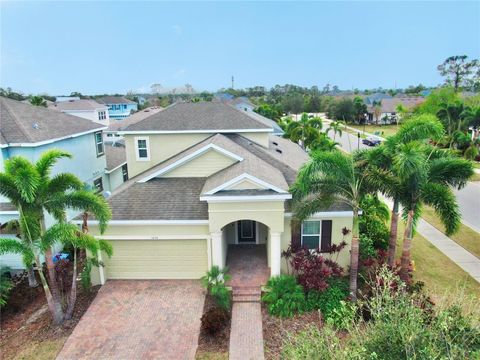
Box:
229, 302, 265, 360
227, 245, 267, 359
57, 280, 205, 360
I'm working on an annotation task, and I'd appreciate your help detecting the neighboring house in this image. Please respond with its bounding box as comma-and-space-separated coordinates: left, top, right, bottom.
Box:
98, 96, 138, 120
363, 93, 393, 105
50, 99, 110, 125
104, 106, 163, 140
104, 142, 128, 191
0, 97, 109, 269
81, 102, 354, 285
366, 97, 425, 123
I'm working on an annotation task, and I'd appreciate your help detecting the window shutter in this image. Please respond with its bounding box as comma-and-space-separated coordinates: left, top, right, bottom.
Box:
321, 220, 332, 252
291, 220, 301, 248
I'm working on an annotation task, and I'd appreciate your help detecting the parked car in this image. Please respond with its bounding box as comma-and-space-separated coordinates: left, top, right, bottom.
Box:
362, 136, 382, 146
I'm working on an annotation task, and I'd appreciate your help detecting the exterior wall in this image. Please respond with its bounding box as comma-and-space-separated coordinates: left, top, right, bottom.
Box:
258, 222, 268, 244
107, 103, 138, 119
107, 166, 125, 191
228, 179, 266, 190
207, 200, 285, 233
61, 109, 110, 126
240, 132, 269, 147
162, 150, 236, 178
125, 133, 210, 177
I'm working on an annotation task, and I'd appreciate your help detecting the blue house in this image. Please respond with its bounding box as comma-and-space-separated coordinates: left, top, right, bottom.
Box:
0, 97, 110, 268
98, 96, 138, 120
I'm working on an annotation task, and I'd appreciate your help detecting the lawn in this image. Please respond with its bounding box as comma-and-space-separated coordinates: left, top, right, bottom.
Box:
396, 221, 480, 303
347, 124, 400, 138
421, 206, 480, 259
473, 162, 480, 169
469, 172, 480, 182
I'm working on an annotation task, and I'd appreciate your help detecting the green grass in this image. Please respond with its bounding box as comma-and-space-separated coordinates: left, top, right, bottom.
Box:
395, 221, 480, 303
12, 338, 67, 360
472, 162, 480, 169
421, 207, 480, 259
347, 124, 400, 138
196, 351, 229, 360
469, 172, 480, 182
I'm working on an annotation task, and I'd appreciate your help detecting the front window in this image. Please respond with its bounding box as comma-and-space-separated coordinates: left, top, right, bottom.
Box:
95, 131, 104, 156
301, 221, 321, 249
122, 164, 129, 182
135, 137, 150, 161
93, 177, 103, 193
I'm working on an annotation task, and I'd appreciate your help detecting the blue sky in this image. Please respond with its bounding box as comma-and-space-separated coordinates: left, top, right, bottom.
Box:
1, 1, 479, 95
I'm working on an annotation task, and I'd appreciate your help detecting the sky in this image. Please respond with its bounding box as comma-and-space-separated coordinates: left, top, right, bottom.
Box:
1, 1, 479, 95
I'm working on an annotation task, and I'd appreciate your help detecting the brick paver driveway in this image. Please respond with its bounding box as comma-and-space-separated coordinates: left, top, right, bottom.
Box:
57, 280, 205, 360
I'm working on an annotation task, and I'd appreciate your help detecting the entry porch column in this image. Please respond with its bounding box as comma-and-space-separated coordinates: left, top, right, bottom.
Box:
270, 231, 282, 277
211, 231, 225, 269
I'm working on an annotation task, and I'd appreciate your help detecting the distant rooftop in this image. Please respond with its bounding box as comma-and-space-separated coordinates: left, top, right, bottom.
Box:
97, 96, 137, 105
50, 99, 107, 111
107, 107, 163, 132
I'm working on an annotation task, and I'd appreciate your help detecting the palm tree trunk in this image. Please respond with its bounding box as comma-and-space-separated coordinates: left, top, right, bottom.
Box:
45, 247, 63, 306
35, 257, 64, 324
400, 210, 414, 281
349, 212, 360, 301
65, 247, 77, 320
387, 200, 399, 267
27, 266, 38, 287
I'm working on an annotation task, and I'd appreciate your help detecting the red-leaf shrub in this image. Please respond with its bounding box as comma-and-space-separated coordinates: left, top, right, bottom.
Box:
282, 242, 346, 292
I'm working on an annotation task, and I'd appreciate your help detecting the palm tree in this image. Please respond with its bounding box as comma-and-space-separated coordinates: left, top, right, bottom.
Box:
0, 150, 112, 324
309, 132, 339, 152
396, 143, 473, 280
291, 151, 370, 300
326, 120, 343, 141
285, 113, 323, 149
362, 115, 445, 267
372, 100, 382, 125
29, 95, 47, 107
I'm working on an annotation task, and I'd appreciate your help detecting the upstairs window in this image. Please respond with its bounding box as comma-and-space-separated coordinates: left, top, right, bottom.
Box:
135, 137, 150, 161
301, 220, 332, 252
93, 177, 103, 193
98, 111, 107, 120
95, 131, 104, 156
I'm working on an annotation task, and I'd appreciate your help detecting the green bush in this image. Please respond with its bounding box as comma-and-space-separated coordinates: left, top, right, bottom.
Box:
305, 277, 349, 317
326, 300, 357, 331
262, 275, 306, 318
0, 267, 13, 307
201, 266, 231, 310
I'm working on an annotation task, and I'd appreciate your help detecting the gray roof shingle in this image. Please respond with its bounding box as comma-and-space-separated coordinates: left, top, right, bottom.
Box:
50, 99, 107, 111
105, 178, 208, 220
124, 102, 272, 132
0, 97, 104, 145
97, 96, 137, 105
105, 144, 126, 171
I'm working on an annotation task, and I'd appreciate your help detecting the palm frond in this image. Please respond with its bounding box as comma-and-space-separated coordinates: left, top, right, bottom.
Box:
395, 114, 444, 143
421, 183, 460, 235
0, 237, 35, 266
35, 149, 72, 179
428, 157, 473, 190
47, 173, 84, 194
0, 173, 22, 205
4, 157, 40, 203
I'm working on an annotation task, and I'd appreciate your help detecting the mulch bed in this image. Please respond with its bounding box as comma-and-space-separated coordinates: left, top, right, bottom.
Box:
0, 260, 100, 360
195, 294, 231, 358
262, 304, 323, 360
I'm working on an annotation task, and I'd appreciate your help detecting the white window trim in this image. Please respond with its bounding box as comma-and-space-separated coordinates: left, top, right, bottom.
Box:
138, 143, 243, 183
301, 220, 322, 249
95, 131, 104, 156
203, 173, 288, 195
118, 128, 273, 135
135, 136, 150, 161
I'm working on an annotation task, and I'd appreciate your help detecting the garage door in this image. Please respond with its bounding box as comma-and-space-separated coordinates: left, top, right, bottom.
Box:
104, 239, 208, 279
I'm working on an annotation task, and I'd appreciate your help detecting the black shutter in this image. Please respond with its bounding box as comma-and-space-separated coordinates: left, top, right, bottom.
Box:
291, 220, 301, 248
321, 220, 332, 252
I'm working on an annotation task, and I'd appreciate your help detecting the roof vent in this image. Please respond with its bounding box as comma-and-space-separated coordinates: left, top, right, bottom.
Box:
273, 141, 278, 146
275, 149, 282, 154
32, 123, 40, 129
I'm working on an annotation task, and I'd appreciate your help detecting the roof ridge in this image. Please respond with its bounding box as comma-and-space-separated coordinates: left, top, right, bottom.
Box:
224, 102, 273, 130
1, 98, 35, 143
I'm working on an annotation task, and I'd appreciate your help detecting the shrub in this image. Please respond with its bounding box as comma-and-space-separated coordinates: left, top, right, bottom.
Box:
305, 277, 349, 317
359, 195, 389, 251
0, 267, 13, 307
201, 306, 229, 335
325, 300, 357, 331
201, 266, 231, 310
262, 275, 306, 318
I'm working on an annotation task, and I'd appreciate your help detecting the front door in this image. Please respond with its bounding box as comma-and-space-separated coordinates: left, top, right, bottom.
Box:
238, 220, 256, 243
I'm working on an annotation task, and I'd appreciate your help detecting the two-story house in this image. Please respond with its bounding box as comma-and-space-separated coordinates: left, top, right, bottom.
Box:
82, 102, 354, 286
98, 96, 138, 120
50, 99, 110, 125
0, 97, 110, 268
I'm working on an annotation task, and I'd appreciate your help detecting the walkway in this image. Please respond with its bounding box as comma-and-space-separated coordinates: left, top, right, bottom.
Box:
57, 280, 205, 360
226, 245, 267, 360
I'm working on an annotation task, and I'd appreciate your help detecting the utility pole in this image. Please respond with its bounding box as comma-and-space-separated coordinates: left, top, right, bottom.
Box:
231, 76, 234, 89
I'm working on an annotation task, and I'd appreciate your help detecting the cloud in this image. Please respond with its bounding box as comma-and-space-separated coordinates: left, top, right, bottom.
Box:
173, 25, 182, 35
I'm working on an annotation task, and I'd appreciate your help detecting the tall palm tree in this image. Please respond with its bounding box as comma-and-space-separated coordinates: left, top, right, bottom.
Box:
29, 95, 47, 107
326, 120, 343, 141
285, 113, 323, 149
291, 151, 371, 300
0, 150, 112, 324
362, 115, 445, 267
372, 100, 382, 125
395, 143, 473, 280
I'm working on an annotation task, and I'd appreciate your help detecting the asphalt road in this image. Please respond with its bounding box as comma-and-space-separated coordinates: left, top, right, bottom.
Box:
330, 129, 480, 233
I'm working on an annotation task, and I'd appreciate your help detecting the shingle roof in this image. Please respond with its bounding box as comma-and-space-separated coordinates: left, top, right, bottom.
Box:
107, 107, 163, 132
367, 97, 424, 114
0, 97, 104, 145
50, 100, 107, 111
124, 102, 272, 132
97, 96, 137, 105
104, 178, 208, 220
105, 143, 126, 171
0, 202, 17, 212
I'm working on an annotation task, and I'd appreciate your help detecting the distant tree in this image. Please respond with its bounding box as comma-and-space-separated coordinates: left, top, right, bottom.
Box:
387, 89, 398, 97
285, 113, 323, 149
255, 104, 281, 121
326, 120, 343, 141
29, 96, 47, 107
69, 92, 86, 99
282, 93, 304, 116
404, 84, 426, 95
0, 87, 26, 101
437, 55, 479, 92
372, 100, 382, 124
416, 87, 459, 115
306, 95, 321, 113
330, 98, 355, 122
353, 96, 367, 124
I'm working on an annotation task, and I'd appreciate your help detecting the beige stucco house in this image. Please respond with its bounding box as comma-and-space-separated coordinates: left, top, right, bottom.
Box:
82, 102, 354, 285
